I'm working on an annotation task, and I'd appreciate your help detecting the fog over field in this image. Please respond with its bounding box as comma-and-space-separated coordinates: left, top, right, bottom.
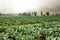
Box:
0, 0, 60, 14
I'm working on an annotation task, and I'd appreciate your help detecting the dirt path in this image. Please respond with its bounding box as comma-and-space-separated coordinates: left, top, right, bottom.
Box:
0, 23, 41, 28
8, 23, 41, 27
19, 23, 41, 26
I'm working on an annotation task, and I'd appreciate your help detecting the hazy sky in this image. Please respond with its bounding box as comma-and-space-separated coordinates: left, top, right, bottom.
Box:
0, 0, 60, 13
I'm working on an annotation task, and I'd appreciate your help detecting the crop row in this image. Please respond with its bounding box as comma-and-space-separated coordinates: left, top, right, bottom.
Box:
0, 16, 60, 26
0, 21, 60, 40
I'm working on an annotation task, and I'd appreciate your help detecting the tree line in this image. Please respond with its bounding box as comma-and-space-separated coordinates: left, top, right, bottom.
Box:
0, 11, 60, 16
19, 11, 50, 16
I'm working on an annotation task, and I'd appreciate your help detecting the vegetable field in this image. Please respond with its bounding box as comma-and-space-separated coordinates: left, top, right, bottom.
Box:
0, 16, 60, 40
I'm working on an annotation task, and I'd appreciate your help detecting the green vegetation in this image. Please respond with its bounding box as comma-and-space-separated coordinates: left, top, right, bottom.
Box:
0, 16, 60, 40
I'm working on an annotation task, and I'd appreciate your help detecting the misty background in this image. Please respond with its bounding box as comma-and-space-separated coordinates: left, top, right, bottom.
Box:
0, 0, 60, 14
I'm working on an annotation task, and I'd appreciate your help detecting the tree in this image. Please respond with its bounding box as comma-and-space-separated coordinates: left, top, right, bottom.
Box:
55, 14, 58, 16
32, 12, 34, 16
19, 13, 22, 15
22, 12, 28, 16
28, 12, 31, 16
46, 11, 49, 16
34, 11, 37, 16
41, 11, 43, 16
0, 13, 2, 15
